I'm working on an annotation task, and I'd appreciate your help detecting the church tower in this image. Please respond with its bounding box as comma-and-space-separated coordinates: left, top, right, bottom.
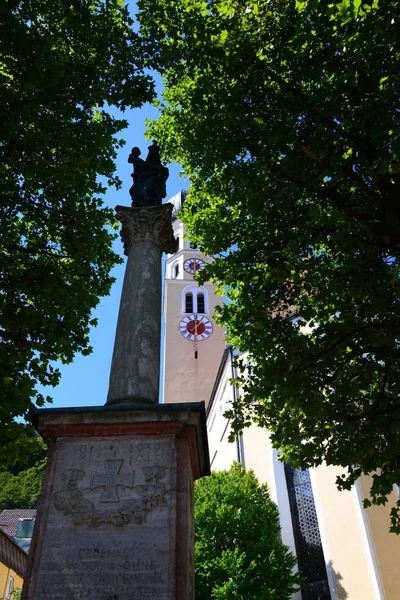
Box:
163, 191, 226, 405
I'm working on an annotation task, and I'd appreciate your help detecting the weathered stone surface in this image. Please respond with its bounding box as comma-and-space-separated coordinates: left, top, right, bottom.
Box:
107, 205, 177, 406
29, 404, 210, 480
116, 204, 177, 256
107, 240, 162, 405
34, 437, 172, 600
23, 404, 210, 600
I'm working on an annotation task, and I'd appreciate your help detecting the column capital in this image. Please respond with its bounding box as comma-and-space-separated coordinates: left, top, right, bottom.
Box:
115, 204, 178, 256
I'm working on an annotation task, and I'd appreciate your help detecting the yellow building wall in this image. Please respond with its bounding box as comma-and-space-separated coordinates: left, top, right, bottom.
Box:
311, 465, 378, 599
359, 476, 400, 600
0, 562, 23, 598
0, 563, 8, 598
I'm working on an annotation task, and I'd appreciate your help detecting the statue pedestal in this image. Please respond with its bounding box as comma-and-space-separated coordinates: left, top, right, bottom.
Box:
22, 403, 209, 600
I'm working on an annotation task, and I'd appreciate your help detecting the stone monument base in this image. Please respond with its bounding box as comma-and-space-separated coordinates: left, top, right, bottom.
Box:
22, 403, 209, 600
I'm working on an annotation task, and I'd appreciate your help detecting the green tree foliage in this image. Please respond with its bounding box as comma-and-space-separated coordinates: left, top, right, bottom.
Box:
194, 464, 301, 600
1, 588, 22, 600
138, 0, 400, 530
0, 460, 45, 511
0, 436, 46, 510
0, 0, 154, 463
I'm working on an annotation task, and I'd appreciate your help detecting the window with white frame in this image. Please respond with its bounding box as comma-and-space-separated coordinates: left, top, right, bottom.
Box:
185, 292, 193, 313
182, 286, 209, 314
197, 293, 205, 314
170, 260, 180, 279
5, 575, 14, 600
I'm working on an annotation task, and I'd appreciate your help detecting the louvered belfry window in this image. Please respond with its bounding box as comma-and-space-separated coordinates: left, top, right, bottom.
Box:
197, 293, 205, 314
185, 293, 193, 313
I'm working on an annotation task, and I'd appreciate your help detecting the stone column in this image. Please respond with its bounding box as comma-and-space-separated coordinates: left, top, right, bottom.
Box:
21, 187, 210, 600
107, 204, 177, 405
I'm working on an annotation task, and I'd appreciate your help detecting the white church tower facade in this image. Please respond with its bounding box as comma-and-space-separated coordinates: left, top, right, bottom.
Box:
163, 191, 226, 406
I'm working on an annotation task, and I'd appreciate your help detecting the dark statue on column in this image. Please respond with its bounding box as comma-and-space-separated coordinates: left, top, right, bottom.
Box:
128, 142, 169, 207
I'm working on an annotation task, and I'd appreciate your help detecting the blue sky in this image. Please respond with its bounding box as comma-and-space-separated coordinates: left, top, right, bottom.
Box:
45, 101, 188, 410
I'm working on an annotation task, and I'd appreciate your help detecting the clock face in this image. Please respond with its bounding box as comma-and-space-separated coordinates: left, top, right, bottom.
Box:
179, 315, 213, 341
183, 258, 205, 274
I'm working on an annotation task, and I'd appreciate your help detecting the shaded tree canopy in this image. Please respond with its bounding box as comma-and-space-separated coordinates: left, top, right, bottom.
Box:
0, 455, 46, 512
0, 436, 46, 510
0, 0, 154, 463
194, 464, 301, 600
138, 0, 400, 530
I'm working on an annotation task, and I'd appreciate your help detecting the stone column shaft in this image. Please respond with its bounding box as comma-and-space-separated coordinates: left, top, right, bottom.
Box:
107, 204, 177, 405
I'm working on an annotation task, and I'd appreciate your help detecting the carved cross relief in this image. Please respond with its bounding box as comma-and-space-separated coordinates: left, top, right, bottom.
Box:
91, 459, 133, 503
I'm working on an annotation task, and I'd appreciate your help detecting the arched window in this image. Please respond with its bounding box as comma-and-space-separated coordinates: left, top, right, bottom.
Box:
185, 293, 193, 313
182, 286, 209, 314
170, 260, 180, 279
175, 236, 180, 250
197, 293, 205, 314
